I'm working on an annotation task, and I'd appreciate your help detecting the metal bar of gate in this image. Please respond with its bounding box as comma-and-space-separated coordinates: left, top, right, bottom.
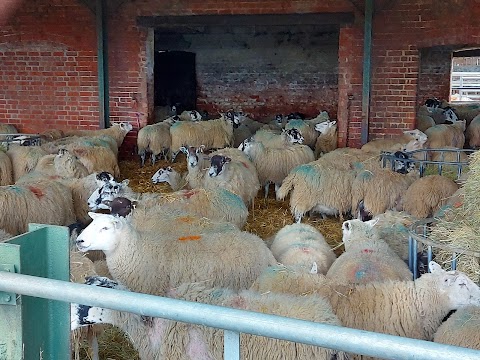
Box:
1, 271, 480, 359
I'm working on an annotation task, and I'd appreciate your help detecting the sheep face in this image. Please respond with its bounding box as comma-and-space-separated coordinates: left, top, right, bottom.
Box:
151, 166, 173, 184
442, 107, 458, 123
208, 155, 231, 177
283, 128, 304, 144
314, 120, 337, 134
428, 261, 480, 308
403, 129, 428, 144
114, 122, 133, 133
425, 98, 441, 112
342, 218, 378, 244
181, 146, 204, 168
75, 212, 124, 252
87, 179, 129, 210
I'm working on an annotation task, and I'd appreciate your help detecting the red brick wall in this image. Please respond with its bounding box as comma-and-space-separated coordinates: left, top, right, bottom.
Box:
5, 0, 480, 155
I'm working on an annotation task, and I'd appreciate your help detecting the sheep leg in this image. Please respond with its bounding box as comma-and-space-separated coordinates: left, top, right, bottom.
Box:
151, 153, 156, 166
171, 150, 179, 163
294, 213, 302, 223
264, 183, 270, 199
139, 151, 146, 167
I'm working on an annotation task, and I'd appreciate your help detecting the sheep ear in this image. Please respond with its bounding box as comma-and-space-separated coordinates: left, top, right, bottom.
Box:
121, 179, 130, 186
180, 146, 188, 154
428, 261, 444, 274
199, 145, 205, 153
224, 157, 231, 163
330, 120, 337, 127
366, 218, 379, 227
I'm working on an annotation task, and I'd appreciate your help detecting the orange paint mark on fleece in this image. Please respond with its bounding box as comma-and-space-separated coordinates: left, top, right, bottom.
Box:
178, 235, 202, 241
240, 161, 249, 169
177, 216, 195, 223
453, 202, 463, 208
27, 186, 44, 199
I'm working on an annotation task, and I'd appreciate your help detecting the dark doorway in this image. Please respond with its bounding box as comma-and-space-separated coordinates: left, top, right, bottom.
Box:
154, 50, 196, 110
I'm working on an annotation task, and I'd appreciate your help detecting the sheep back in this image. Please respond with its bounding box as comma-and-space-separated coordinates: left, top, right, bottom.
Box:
0, 150, 13, 186
7, 145, 49, 181
70, 146, 120, 178
433, 306, 480, 350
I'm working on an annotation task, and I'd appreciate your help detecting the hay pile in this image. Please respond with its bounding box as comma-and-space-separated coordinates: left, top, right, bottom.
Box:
428, 151, 480, 282
76, 156, 344, 359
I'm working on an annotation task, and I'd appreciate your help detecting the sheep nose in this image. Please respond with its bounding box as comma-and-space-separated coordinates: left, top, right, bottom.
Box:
75, 239, 84, 245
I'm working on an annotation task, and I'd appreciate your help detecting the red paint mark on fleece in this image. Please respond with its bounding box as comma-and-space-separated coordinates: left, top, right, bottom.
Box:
27, 186, 44, 199
178, 235, 202, 241
181, 189, 198, 199
240, 161, 249, 169
361, 249, 374, 254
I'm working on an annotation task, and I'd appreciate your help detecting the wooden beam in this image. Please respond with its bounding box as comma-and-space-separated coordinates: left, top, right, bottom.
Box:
137, 13, 354, 29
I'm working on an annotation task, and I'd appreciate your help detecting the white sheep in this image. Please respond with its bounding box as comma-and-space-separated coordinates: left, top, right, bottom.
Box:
360, 129, 428, 154
0, 179, 75, 235
0, 150, 13, 185
251, 261, 480, 342
204, 149, 260, 206
351, 166, 419, 220
314, 120, 337, 157
169, 116, 234, 161
326, 219, 412, 284
180, 145, 211, 189
433, 305, 480, 350
88, 177, 249, 229
62, 122, 133, 147
277, 160, 357, 222
69, 146, 120, 178
53, 148, 90, 179
75, 211, 276, 295
71, 278, 349, 360
425, 120, 466, 149
41, 134, 119, 156
6, 144, 49, 182
284, 119, 319, 148
137, 120, 173, 166
241, 137, 315, 198
401, 175, 459, 218
270, 223, 336, 274
247, 128, 304, 149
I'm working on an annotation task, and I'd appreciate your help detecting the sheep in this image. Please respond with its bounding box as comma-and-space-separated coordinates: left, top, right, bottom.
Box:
69, 146, 120, 178
0, 228, 13, 242
0, 179, 75, 235
0, 123, 18, 134
72, 277, 349, 360
401, 175, 459, 218
425, 120, 466, 149
284, 119, 319, 148
314, 120, 337, 157
326, 219, 412, 284
0, 150, 13, 185
465, 113, 480, 149
416, 105, 436, 132
169, 117, 234, 161
204, 150, 260, 206
270, 223, 336, 274
360, 129, 428, 154
439, 100, 480, 126
6, 144, 48, 182
62, 122, 133, 147
276, 161, 357, 222
251, 261, 480, 346
178, 110, 203, 122
433, 306, 480, 350
137, 120, 173, 166
41, 134, 119, 156
351, 166, 419, 220
233, 123, 254, 148
54, 148, 90, 179
180, 145, 211, 189
241, 137, 315, 198
151, 166, 188, 191
38, 129, 65, 142
247, 128, 304, 149
75, 211, 276, 295
88, 178, 249, 229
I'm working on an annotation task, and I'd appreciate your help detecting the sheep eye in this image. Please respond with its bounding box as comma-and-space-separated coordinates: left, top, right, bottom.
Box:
101, 226, 109, 231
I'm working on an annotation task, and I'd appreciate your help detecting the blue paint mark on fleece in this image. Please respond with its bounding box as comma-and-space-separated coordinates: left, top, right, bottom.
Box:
292, 164, 321, 183
357, 170, 374, 181
286, 119, 305, 129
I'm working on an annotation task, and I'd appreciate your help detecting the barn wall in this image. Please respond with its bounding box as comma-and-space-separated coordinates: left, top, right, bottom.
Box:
157, 29, 339, 119
3, 0, 480, 154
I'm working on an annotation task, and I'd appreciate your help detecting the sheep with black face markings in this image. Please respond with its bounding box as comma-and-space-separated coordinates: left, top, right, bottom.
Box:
71, 277, 349, 360
284, 119, 319, 149
75, 211, 276, 295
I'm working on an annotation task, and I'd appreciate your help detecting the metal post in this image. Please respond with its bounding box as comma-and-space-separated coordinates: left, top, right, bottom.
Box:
96, 0, 110, 129
361, 0, 374, 145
